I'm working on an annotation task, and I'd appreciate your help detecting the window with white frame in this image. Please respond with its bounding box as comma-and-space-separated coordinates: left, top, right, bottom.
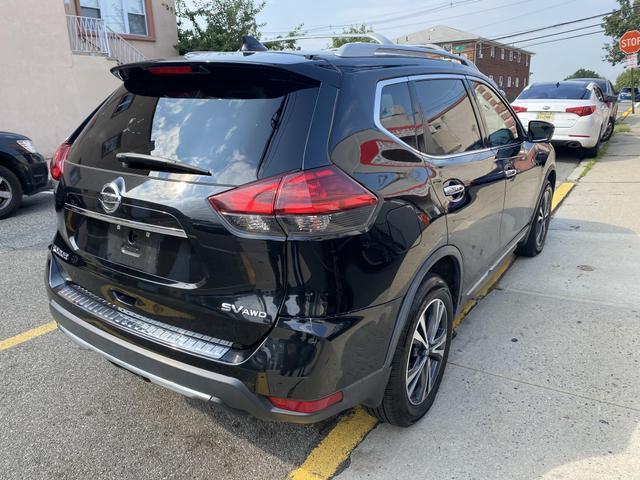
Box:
515, 77, 519, 87
507, 76, 512, 87
478, 42, 483, 58
489, 74, 494, 80
509, 50, 513, 61
525, 54, 529, 66
517, 51, 521, 63
490, 45, 495, 58
80, 0, 148, 36
500, 48, 505, 60
499, 76, 503, 87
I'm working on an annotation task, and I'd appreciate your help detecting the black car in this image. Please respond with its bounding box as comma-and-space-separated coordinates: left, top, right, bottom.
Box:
45, 36, 555, 427
0, 132, 50, 218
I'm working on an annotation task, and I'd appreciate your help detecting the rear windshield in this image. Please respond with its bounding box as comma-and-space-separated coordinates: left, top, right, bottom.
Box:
68, 79, 317, 185
518, 84, 590, 100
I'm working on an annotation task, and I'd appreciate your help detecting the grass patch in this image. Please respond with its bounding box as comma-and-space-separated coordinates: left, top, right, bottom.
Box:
579, 142, 609, 179
614, 123, 631, 134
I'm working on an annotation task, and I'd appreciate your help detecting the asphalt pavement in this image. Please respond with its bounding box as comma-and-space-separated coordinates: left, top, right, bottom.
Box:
0, 133, 607, 479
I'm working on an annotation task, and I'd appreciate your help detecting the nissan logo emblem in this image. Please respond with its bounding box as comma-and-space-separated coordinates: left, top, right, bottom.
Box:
99, 181, 122, 214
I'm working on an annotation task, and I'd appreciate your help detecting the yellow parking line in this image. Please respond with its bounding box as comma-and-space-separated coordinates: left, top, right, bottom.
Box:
551, 182, 575, 212
0, 321, 57, 352
290, 180, 578, 479
289, 407, 377, 480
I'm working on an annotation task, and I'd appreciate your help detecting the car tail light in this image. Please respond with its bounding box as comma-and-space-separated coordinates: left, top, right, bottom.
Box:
208, 166, 378, 239
565, 106, 596, 117
512, 105, 528, 113
148, 65, 193, 75
50, 142, 71, 181
268, 391, 343, 413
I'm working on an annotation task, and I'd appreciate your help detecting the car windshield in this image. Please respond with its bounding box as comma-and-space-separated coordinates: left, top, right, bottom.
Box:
518, 84, 590, 100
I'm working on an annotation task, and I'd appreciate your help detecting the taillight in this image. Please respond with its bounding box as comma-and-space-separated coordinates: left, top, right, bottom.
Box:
268, 391, 343, 413
565, 106, 596, 117
208, 166, 378, 239
148, 65, 193, 75
50, 142, 71, 181
512, 105, 528, 113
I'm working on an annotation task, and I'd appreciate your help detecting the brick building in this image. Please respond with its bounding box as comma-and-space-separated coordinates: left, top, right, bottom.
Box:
394, 25, 534, 101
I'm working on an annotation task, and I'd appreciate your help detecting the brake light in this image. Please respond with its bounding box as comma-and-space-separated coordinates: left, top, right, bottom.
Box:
50, 142, 71, 181
208, 166, 378, 238
565, 106, 596, 117
512, 105, 528, 113
148, 65, 193, 76
268, 391, 343, 413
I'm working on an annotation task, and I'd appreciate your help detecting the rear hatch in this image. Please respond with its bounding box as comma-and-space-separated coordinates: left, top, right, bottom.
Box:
513, 83, 592, 128
54, 59, 327, 349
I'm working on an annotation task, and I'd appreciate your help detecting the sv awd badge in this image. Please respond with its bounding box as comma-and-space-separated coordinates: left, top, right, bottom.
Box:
221, 303, 267, 319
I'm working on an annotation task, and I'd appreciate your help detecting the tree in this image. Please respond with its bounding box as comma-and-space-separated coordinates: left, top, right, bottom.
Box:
564, 68, 600, 80
615, 69, 638, 91
602, 0, 640, 65
170, 0, 266, 54
265, 23, 305, 51
332, 24, 374, 49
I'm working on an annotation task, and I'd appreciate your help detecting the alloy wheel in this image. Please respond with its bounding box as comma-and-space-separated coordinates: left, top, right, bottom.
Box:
536, 187, 552, 248
0, 176, 13, 210
405, 298, 448, 406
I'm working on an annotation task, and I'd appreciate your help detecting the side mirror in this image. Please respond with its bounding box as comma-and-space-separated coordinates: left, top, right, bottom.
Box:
528, 120, 554, 143
606, 94, 618, 103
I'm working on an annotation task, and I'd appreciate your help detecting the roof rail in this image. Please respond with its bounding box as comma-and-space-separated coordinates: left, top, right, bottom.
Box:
261, 33, 393, 46
336, 43, 475, 68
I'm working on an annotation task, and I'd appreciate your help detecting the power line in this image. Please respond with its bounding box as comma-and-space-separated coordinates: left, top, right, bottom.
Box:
469, 0, 582, 31
489, 12, 613, 41
518, 29, 605, 48
505, 23, 603, 45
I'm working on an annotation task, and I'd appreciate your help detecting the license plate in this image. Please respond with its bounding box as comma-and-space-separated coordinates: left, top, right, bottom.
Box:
536, 112, 554, 121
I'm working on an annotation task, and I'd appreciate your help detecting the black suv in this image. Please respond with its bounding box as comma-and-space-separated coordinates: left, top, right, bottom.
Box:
45, 37, 555, 426
0, 132, 50, 218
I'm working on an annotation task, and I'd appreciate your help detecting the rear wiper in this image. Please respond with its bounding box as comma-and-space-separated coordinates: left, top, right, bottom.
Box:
116, 152, 211, 176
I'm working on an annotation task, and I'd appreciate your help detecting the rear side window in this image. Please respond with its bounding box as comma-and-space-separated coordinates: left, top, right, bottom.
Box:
472, 82, 519, 147
518, 84, 590, 100
69, 82, 316, 185
378, 82, 419, 150
412, 79, 482, 156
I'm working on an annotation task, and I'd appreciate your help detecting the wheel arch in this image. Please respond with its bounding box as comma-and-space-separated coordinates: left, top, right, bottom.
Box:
383, 245, 463, 368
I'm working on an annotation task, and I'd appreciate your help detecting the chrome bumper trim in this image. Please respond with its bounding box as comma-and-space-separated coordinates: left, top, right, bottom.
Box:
56, 284, 231, 361
64, 203, 188, 238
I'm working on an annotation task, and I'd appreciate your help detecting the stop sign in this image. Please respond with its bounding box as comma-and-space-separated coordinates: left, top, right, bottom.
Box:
620, 30, 640, 55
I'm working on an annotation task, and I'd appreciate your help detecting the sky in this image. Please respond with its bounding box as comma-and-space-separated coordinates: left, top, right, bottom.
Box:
255, 0, 627, 83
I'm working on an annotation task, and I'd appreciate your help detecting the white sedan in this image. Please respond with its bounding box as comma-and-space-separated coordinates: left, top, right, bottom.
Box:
512, 81, 613, 157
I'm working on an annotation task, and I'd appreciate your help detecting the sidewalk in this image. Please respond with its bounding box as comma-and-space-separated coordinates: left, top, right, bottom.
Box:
337, 116, 640, 480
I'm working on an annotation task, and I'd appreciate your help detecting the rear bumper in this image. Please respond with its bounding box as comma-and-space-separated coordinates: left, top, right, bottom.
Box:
46, 253, 394, 423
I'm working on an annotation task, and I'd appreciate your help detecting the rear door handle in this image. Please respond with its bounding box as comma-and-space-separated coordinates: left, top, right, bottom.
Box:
504, 168, 517, 179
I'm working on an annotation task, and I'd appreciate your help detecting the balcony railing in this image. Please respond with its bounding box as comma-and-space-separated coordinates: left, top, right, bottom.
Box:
66, 15, 146, 65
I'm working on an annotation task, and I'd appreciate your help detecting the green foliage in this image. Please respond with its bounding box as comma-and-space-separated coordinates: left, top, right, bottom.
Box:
331, 25, 374, 49
171, 0, 266, 54
602, 0, 640, 65
564, 68, 600, 80
265, 23, 305, 50
615, 68, 639, 91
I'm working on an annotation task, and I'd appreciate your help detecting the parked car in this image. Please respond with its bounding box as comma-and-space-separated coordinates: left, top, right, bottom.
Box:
0, 132, 49, 219
573, 77, 619, 121
619, 87, 640, 102
45, 36, 556, 427
512, 81, 613, 157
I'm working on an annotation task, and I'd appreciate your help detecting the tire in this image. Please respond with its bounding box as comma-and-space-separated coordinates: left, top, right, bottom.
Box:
516, 180, 553, 257
583, 138, 600, 158
601, 118, 614, 142
366, 274, 453, 427
0, 166, 23, 219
